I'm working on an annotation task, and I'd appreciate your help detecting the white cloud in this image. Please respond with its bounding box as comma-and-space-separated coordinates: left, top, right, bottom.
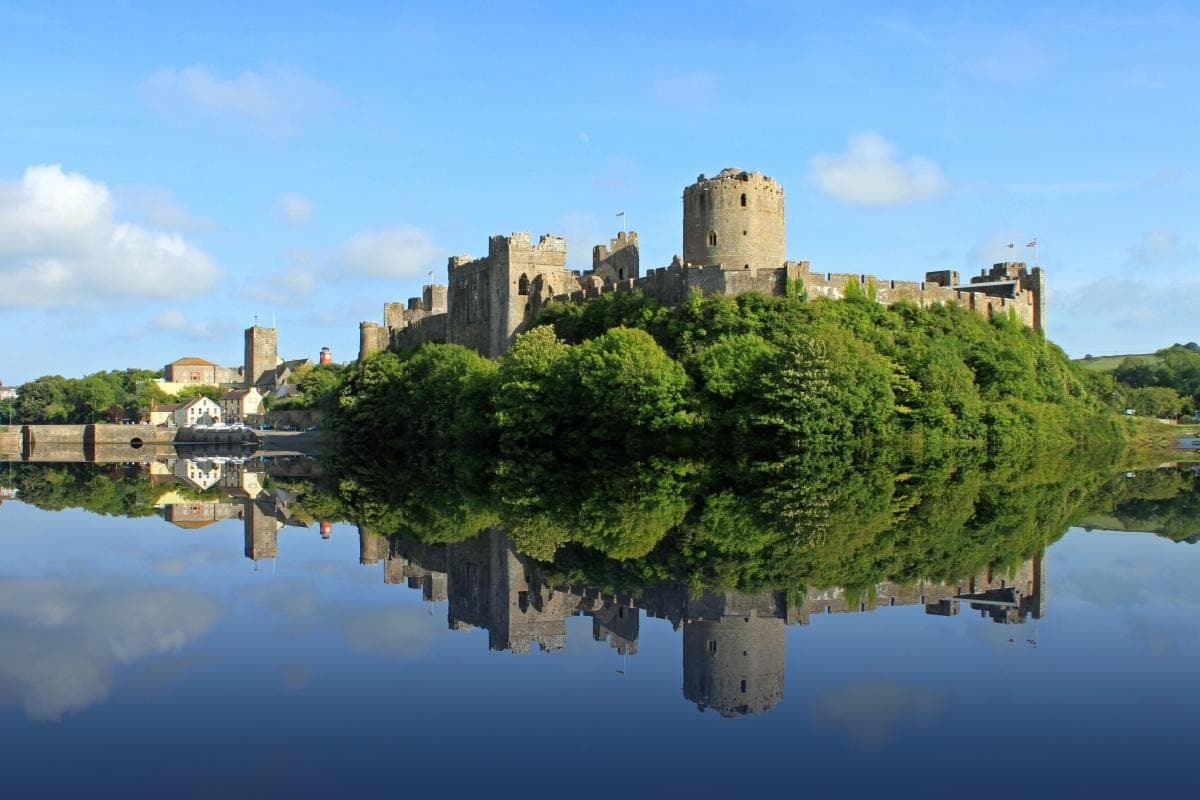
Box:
114, 185, 217, 233
154, 309, 220, 337
814, 680, 943, 751
0, 165, 222, 308
141, 66, 333, 139
242, 251, 320, 306
0, 579, 221, 721
276, 192, 313, 225
1053, 276, 1200, 354
1128, 229, 1195, 264
339, 225, 441, 279
810, 133, 948, 206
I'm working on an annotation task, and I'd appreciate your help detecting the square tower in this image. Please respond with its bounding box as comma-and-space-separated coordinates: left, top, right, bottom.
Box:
244, 325, 278, 388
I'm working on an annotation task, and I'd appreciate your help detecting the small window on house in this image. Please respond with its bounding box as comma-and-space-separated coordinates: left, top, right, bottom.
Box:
740, 193, 747, 207
707, 640, 717, 655
708, 231, 717, 247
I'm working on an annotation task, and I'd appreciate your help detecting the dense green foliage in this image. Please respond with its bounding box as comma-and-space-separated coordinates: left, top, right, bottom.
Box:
270, 362, 349, 411
311, 289, 1137, 592
1110, 343, 1200, 416
331, 290, 1121, 468
13, 369, 162, 423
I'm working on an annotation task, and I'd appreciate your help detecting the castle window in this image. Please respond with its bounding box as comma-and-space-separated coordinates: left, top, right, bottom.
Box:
518, 274, 529, 296
740, 193, 747, 207
708, 231, 717, 247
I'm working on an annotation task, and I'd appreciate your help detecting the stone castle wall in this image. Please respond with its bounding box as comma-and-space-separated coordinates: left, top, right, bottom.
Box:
358, 167, 1045, 362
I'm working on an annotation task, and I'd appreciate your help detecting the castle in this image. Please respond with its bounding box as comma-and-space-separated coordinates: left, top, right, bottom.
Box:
360, 168, 1046, 360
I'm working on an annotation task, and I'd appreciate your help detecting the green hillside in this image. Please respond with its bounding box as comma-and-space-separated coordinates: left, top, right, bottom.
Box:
1075, 353, 1160, 372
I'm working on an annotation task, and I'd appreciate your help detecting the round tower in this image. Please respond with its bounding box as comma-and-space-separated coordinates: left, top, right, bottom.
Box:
682, 615, 786, 717
682, 168, 786, 270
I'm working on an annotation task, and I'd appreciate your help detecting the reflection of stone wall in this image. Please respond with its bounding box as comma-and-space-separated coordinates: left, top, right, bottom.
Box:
368, 528, 1046, 718
682, 615, 787, 717
243, 501, 279, 561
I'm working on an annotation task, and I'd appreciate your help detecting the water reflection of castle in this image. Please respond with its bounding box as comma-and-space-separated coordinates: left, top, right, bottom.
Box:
360, 525, 1045, 718
148, 458, 1045, 718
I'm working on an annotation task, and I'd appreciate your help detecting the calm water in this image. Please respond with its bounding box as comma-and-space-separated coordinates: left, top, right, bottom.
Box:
1, 459, 1198, 798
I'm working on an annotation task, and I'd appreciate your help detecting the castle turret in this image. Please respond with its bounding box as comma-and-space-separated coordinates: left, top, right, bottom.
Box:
682, 614, 786, 717
682, 168, 786, 270
358, 321, 386, 361
592, 230, 640, 283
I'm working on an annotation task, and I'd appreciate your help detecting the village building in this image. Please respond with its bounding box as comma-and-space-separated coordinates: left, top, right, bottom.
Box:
221, 387, 264, 424
175, 396, 222, 427
147, 402, 181, 426
162, 357, 242, 386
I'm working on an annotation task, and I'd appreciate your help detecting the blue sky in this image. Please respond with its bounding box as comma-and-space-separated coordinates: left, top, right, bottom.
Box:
1, 0, 1197, 383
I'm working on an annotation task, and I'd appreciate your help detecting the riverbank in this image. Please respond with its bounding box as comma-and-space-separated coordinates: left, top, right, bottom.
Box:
1122, 416, 1200, 465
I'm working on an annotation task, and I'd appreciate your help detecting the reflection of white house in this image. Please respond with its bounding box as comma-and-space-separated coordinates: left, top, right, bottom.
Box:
221, 387, 264, 424
174, 458, 224, 491
176, 396, 222, 427
220, 462, 267, 499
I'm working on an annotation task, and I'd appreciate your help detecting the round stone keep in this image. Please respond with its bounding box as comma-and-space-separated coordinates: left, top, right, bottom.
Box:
682, 168, 786, 270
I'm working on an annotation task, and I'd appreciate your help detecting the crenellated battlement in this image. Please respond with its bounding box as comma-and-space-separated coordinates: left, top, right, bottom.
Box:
360, 167, 1046, 362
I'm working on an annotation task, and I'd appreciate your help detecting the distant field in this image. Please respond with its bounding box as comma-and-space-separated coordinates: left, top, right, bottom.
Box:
1074, 353, 1160, 372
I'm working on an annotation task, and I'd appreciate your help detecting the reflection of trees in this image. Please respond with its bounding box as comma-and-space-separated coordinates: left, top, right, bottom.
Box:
2, 464, 159, 517
1090, 467, 1200, 542
320, 439, 1133, 599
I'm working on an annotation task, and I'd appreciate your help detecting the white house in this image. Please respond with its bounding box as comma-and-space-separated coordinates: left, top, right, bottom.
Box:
175, 396, 222, 427
221, 387, 264, 424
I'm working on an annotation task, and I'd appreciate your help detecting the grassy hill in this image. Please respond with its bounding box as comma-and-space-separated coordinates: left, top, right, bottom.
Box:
1074, 353, 1161, 372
